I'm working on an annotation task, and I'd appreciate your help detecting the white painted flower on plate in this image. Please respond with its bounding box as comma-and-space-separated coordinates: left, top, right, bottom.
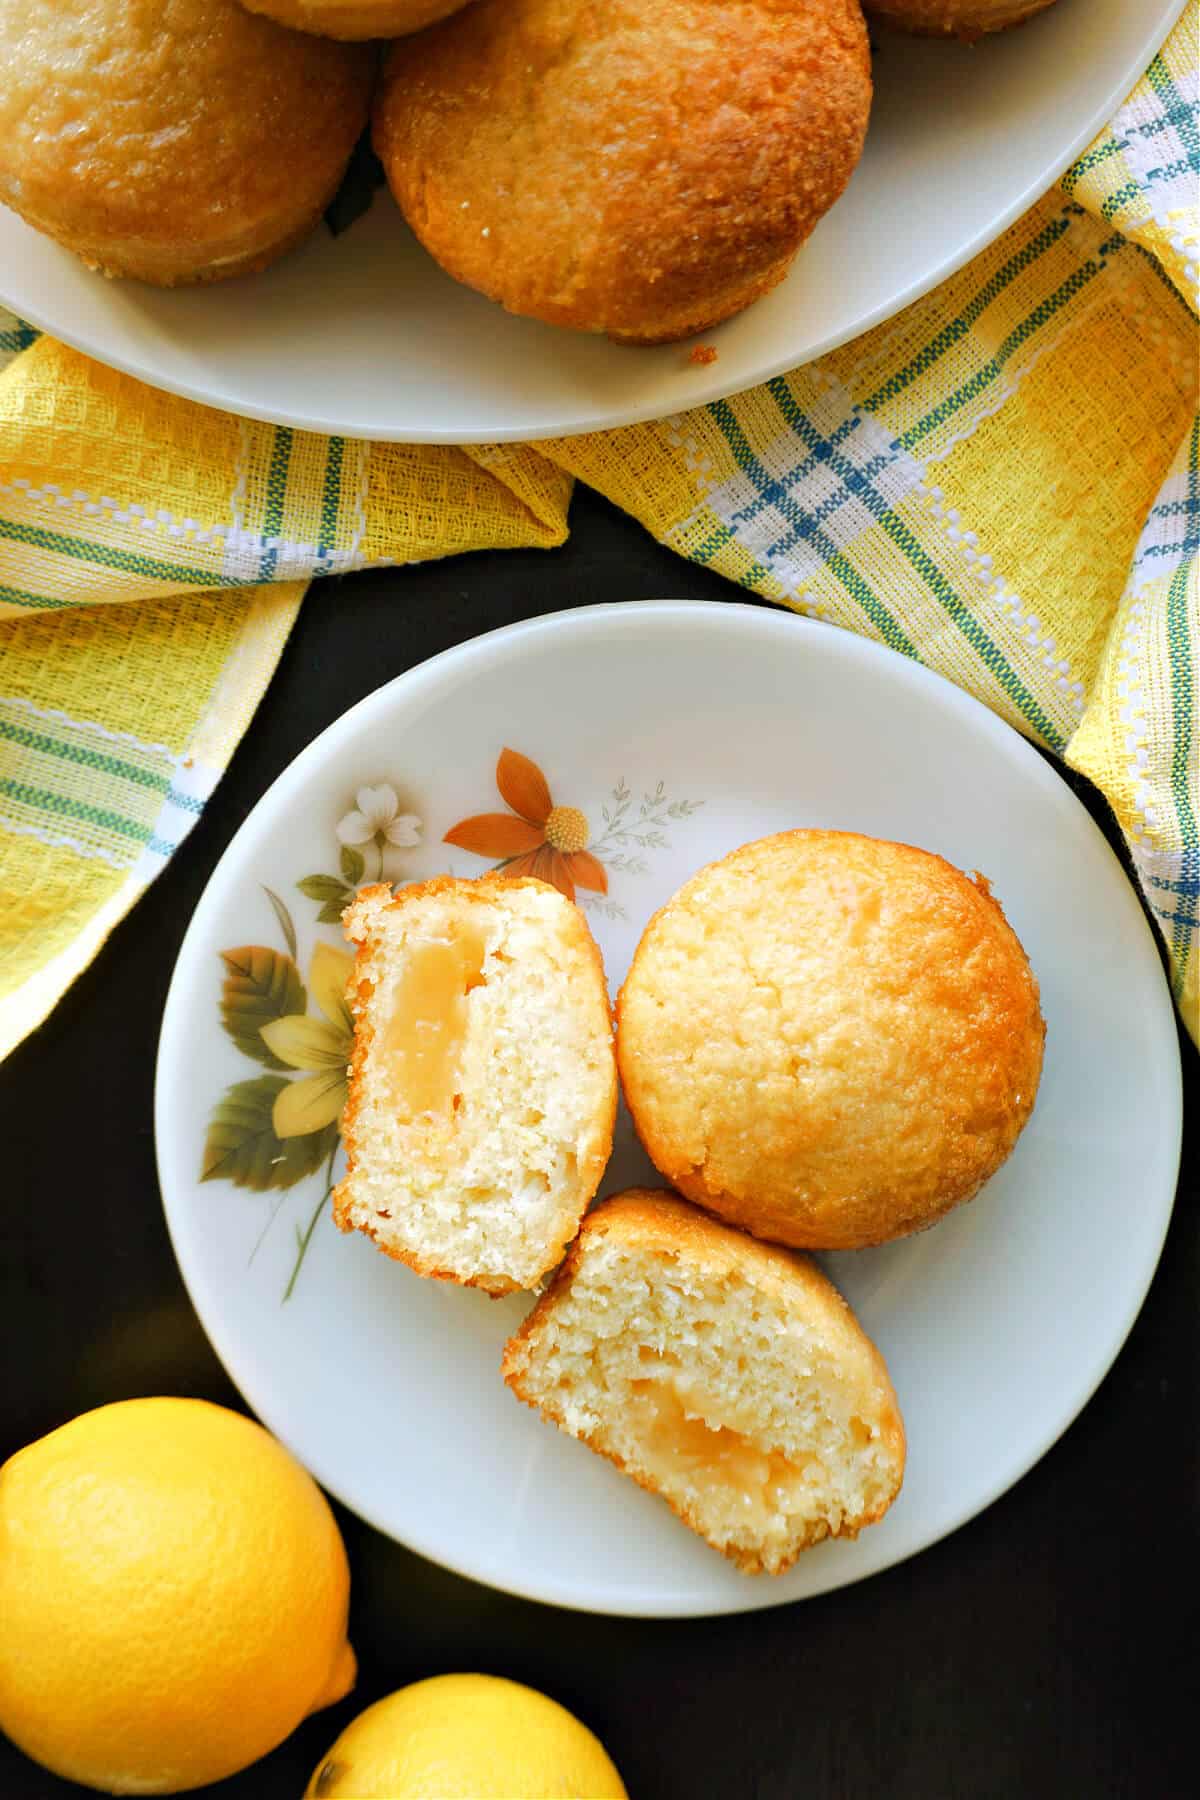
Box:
336, 783, 422, 851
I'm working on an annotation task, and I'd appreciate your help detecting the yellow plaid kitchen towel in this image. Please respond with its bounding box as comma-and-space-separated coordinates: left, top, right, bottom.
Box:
1, 13, 1197, 1058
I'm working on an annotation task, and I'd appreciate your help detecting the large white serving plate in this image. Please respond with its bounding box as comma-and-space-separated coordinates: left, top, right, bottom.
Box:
1, 2, 1183, 442
155, 601, 1182, 1616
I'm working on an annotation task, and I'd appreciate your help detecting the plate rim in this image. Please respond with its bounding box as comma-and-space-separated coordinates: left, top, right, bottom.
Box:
154, 599, 1183, 1615
2, 0, 1186, 443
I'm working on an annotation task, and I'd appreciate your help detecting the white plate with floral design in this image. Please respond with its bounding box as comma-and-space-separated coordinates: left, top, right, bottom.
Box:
156, 601, 1181, 1617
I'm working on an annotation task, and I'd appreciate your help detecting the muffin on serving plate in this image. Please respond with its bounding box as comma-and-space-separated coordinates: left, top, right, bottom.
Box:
372, 0, 872, 343
0, 0, 374, 284
616, 830, 1045, 1251
239, 0, 472, 38
335, 878, 617, 1296
504, 1189, 906, 1574
864, 0, 1060, 37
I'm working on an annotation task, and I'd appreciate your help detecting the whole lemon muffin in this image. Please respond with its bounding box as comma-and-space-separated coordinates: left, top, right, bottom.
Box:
373, 0, 872, 343
241, 0, 471, 38
0, 0, 375, 285
864, 0, 1060, 37
617, 831, 1045, 1250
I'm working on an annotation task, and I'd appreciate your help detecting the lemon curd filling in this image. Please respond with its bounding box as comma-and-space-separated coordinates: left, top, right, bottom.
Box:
625, 1378, 821, 1529
383, 928, 488, 1116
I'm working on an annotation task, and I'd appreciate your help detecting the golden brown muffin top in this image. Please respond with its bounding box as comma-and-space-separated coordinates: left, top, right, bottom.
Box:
0, 0, 373, 263
617, 831, 1045, 1249
373, 0, 871, 341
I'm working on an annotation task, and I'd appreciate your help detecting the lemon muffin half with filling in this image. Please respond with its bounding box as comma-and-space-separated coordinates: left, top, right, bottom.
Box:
335, 878, 617, 1296
504, 1190, 906, 1574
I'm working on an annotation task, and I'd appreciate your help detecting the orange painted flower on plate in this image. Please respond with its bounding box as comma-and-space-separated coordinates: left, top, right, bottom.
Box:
444, 749, 608, 903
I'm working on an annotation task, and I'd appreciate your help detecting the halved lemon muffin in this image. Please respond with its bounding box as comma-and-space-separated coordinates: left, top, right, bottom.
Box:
504, 1189, 906, 1574
335, 878, 616, 1296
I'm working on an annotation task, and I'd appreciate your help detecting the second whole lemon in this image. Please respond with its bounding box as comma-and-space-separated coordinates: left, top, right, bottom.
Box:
306, 1673, 627, 1799
0, 1397, 355, 1794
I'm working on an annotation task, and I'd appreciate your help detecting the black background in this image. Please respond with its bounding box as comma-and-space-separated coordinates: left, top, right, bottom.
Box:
2, 490, 1195, 1798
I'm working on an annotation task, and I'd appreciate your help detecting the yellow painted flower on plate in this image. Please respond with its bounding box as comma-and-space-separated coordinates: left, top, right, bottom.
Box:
260, 942, 355, 1140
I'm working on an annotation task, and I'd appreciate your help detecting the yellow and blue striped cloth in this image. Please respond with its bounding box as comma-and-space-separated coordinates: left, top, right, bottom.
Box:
0, 11, 1196, 1055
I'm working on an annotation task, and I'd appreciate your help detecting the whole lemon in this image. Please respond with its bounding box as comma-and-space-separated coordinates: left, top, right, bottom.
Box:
305, 1674, 627, 1799
0, 1397, 355, 1794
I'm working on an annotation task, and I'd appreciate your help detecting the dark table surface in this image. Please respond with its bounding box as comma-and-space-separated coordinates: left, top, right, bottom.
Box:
2, 489, 1195, 1800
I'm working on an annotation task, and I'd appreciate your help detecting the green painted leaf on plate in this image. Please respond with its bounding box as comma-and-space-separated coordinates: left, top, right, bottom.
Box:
340, 845, 366, 886
297, 874, 354, 906
218, 946, 306, 1068
201, 1075, 338, 1190
262, 885, 298, 960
